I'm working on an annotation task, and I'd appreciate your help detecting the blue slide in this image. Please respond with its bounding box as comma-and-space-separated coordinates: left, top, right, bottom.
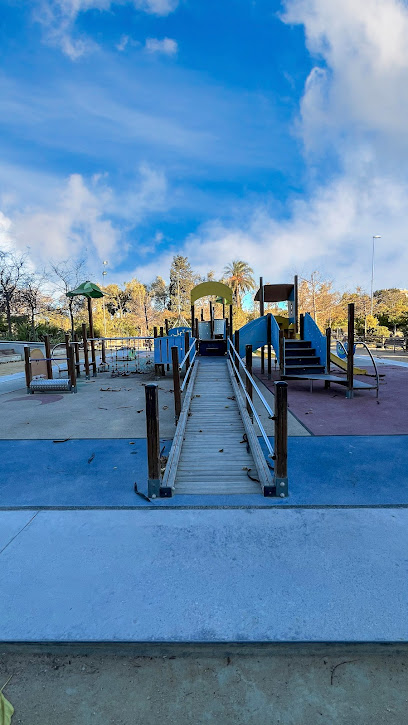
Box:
236, 315, 280, 361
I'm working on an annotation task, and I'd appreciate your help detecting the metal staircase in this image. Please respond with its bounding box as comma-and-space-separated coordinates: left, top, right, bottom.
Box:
283, 339, 325, 377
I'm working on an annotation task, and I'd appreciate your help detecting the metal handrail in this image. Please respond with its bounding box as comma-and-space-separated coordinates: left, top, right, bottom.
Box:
179, 340, 196, 371
336, 340, 379, 398
180, 348, 197, 392
228, 339, 274, 418
227, 339, 274, 459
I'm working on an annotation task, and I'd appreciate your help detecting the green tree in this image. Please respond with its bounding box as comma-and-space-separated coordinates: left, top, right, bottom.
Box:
374, 289, 408, 334
168, 255, 197, 316
150, 276, 168, 311
223, 260, 255, 309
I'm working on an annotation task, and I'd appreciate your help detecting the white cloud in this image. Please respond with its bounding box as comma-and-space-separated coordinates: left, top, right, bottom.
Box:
145, 37, 178, 55
282, 0, 408, 161
0, 164, 170, 273
116, 35, 130, 52
36, 0, 179, 58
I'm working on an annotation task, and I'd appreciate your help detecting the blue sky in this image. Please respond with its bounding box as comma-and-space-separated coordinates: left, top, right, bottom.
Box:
1, 0, 408, 292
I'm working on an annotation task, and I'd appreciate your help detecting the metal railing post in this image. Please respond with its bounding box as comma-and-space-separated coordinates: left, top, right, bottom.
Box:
171, 346, 182, 421
145, 383, 161, 498
245, 344, 253, 421
44, 335, 53, 379
346, 303, 355, 399
274, 381, 288, 497
24, 346, 31, 393
325, 326, 331, 389
299, 313, 304, 341
68, 344, 77, 392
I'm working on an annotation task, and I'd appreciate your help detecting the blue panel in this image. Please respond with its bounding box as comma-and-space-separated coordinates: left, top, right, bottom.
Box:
304, 313, 327, 367
154, 336, 194, 365
238, 314, 280, 361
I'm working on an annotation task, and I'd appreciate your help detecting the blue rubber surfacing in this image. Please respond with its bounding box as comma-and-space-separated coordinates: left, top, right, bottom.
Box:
1, 436, 408, 508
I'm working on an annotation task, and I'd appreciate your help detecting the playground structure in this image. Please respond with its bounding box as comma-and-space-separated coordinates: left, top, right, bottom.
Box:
24, 337, 77, 394
145, 281, 288, 499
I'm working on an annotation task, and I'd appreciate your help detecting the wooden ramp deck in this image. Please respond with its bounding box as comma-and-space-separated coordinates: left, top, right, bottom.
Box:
162, 357, 273, 495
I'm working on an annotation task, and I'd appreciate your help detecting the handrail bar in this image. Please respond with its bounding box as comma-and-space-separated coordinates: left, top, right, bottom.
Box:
179, 340, 196, 371
336, 340, 379, 398
228, 338, 275, 419
227, 348, 274, 460
180, 348, 197, 392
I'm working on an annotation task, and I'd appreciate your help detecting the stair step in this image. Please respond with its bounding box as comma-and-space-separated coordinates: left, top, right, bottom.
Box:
285, 347, 316, 356
285, 365, 325, 375
285, 340, 312, 347
284, 356, 320, 365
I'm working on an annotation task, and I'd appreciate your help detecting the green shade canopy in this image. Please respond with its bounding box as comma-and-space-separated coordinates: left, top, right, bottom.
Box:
66, 281, 104, 299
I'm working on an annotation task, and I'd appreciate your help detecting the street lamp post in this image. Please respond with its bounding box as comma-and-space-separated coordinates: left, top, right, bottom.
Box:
102, 261, 108, 336
370, 236, 381, 317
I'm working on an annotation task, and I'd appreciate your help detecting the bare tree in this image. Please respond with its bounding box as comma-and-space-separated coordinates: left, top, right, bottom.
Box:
18, 273, 47, 340
49, 258, 88, 339
0, 251, 27, 337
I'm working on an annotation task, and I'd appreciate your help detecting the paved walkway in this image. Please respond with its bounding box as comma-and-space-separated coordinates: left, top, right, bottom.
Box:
1, 508, 407, 643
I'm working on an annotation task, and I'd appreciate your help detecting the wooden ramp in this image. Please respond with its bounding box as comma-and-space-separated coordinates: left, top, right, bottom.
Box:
162, 357, 272, 495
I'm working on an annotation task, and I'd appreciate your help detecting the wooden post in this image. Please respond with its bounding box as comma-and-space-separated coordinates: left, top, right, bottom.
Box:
346, 303, 355, 399
201, 308, 204, 321
145, 383, 161, 498
267, 313, 272, 380
184, 330, 190, 374
274, 381, 288, 497
87, 298, 94, 339
222, 303, 225, 319
293, 275, 299, 336
325, 327, 331, 389
260, 277, 265, 374
24, 346, 31, 393
165, 318, 169, 335
191, 305, 195, 336
299, 313, 304, 341
101, 338, 106, 365
209, 301, 214, 338
82, 323, 90, 379
171, 346, 182, 421
234, 330, 240, 375
68, 344, 77, 392
74, 333, 81, 376
229, 305, 233, 340
44, 335, 53, 380
153, 326, 159, 376
245, 344, 253, 420
279, 329, 285, 378
195, 318, 199, 352
154, 326, 158, 338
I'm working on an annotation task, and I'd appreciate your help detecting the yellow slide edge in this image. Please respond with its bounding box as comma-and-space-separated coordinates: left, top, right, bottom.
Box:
330, 352, 367, 375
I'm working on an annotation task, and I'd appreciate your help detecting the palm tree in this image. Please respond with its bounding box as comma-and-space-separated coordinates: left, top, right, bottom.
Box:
223, 260, 255, 308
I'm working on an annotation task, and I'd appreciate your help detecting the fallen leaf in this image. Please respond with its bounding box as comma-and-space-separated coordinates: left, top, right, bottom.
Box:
162, 405, 168, 410
129, 442, 135, 445
98, 407, 108, 410
219, 448, 224, 452
137, 409, 144, 413
88, 453, 95, 464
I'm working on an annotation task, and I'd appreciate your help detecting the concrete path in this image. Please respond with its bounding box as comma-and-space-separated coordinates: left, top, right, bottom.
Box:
1, 508, 407, 643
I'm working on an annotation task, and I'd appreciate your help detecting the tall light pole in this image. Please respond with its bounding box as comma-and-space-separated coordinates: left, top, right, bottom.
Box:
370, 236, 381, 316
102, 260, 108, 336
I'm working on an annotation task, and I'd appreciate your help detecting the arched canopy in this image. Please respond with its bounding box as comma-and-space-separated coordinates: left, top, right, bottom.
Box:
190, 281, 232, 305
